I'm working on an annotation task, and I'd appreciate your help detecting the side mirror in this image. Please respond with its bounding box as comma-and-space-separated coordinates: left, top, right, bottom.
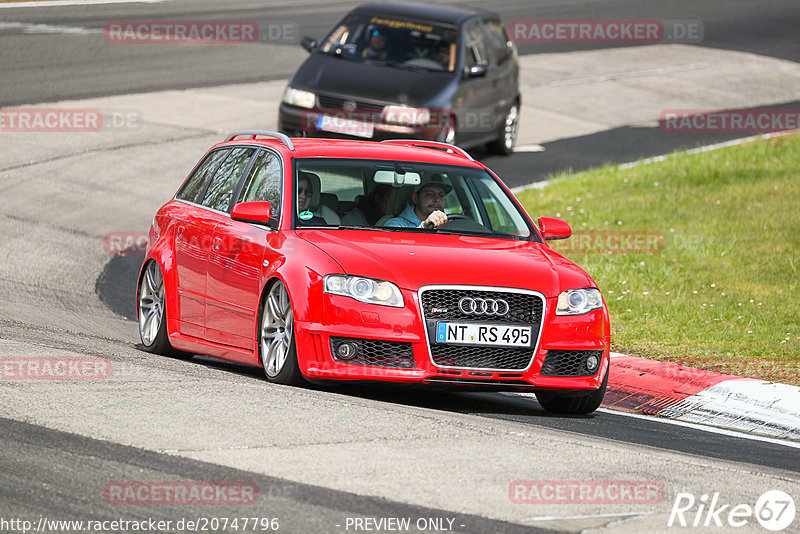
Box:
301, 37, 317, 53
464, 64, 488, 78
231, 201, 276, 228
537, 216, 571, 241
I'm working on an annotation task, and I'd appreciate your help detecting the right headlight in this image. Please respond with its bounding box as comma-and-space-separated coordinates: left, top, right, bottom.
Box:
282, 87, 316, 109
556, 288, 604, 315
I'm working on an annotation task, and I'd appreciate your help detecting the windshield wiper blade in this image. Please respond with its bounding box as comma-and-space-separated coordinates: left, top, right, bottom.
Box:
384, 61, 425, 72
337, 225, 390, 231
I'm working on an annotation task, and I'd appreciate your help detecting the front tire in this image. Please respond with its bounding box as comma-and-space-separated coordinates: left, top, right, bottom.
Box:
487, 102, 519, 155
259, 280, 304, 385
138, 260, 191, 358
535, 366, 608, 414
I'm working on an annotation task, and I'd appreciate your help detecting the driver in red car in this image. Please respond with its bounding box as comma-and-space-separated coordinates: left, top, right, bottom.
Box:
384, 175, 451, 229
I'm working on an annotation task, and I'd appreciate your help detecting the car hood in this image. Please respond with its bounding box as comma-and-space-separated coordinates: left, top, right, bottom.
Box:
299, 230, 594, 297
291, 53, 452, 106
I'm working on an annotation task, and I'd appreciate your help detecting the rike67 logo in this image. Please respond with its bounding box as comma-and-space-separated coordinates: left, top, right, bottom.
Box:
668, 490, 795, 531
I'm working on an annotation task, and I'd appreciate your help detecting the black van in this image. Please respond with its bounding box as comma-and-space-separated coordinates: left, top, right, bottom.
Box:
278, 2, 520, 154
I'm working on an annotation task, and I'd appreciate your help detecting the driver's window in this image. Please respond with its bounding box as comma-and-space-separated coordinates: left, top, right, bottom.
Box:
465, 21, 488, 65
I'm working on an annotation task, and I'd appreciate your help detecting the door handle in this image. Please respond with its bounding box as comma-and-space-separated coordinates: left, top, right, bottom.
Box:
213, 237, 223, 250
176, 225, 185, 238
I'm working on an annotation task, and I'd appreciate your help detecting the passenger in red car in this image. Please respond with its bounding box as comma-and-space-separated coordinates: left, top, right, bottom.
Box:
342, 184, 392, 226
385, 177, 451, 229
296, 172, 327, 226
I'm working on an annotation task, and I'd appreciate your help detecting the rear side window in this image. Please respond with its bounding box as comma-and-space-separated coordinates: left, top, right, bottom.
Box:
176, 149, 228, 203
239, 150, 283, 218
201, 147, 256, 212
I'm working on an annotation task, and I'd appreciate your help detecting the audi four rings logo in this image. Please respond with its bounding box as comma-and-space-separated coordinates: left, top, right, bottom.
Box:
458, 297, 510, 316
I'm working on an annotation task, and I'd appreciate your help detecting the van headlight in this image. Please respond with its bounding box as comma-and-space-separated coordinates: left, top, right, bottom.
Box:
283, 87, 316, 109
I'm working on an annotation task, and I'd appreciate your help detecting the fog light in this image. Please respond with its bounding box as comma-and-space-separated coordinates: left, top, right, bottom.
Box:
586, 354, 599, 372
336, 341, 359, 361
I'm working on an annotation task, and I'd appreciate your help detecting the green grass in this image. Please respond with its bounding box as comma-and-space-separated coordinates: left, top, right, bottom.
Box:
517, 133, 800, 385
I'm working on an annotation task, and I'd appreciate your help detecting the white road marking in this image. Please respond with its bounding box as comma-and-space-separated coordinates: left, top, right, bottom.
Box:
617, 130, 799, 169
513, 144, 546, 152
594, 407, 800, 449
0, 21, 100, 34
521, 511, 654, 522
511, 130, 800, 194
0, 0, 164, 7
509, 180, 550, 194
507, 392, 800, 448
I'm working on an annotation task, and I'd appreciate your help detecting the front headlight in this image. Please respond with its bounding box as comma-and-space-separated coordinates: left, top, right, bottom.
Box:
556, 288, 603, 315
324, 274, 404, 307
283, 87, 316, 109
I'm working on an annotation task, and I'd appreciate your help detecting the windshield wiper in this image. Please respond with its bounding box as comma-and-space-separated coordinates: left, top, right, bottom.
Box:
383, 61, 426, 72
337, 225, 390, 231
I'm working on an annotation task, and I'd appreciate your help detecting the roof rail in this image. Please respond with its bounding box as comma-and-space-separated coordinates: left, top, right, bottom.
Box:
380, 139, 474, 161
225, 130, 294, 150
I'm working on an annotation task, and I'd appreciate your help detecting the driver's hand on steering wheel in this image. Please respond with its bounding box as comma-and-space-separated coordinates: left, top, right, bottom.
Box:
423, 210, 448, 229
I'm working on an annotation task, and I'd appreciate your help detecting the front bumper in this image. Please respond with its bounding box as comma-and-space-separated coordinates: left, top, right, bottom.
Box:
295, 288, 610, 392
279, 103, 448, 142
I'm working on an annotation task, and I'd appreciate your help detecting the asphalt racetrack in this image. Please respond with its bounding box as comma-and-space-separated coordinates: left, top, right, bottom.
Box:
1, 1, 799, 532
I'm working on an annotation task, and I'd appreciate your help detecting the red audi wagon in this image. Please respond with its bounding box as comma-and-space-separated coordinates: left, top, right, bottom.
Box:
137, 131, 610, 413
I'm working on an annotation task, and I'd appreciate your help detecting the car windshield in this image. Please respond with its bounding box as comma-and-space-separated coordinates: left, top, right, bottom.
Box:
293, 159, 538, 241
318, 12, 458, 72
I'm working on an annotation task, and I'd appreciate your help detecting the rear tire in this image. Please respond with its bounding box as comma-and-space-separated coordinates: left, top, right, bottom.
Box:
258, 280, 305, 386
535, 366, 608, 414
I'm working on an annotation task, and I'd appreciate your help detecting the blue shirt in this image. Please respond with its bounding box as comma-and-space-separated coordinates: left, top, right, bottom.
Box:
384, 203, 425, 228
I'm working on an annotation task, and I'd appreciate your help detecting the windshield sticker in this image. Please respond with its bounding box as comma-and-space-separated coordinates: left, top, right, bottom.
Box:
369, 17, 433, 33
299, 211, 314, 221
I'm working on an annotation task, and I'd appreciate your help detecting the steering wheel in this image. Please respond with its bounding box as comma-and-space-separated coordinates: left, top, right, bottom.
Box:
432, 213, 490, 234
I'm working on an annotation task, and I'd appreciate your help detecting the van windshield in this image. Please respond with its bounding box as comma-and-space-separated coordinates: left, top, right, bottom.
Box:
319, 13, 458, 72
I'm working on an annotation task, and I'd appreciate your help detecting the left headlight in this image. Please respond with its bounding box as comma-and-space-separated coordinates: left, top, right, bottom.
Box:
282, 87, 316, 109
324, 274, 404, 307
556, 288, 604, 315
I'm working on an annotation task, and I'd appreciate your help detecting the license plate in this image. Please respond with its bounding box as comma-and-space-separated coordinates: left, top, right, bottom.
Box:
436, 322, 532, 348
316, 114, 374, 138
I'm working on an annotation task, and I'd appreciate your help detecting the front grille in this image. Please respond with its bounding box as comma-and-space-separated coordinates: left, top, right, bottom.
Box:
317, 94, 385, 113
330, 337, 414, 368
421, 288, 543, 324
429, 344, 533, 371
420, 288, 544, 371
540, 350, 602, 377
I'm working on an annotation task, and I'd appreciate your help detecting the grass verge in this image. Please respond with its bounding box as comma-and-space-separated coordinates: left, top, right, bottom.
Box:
517, 133, 800, 385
